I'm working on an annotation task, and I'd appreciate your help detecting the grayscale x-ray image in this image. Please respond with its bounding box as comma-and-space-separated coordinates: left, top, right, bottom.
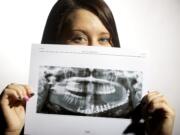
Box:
37, 66, 143, 118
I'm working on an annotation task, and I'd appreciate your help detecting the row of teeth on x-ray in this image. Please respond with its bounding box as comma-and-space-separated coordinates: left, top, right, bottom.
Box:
49, 67, 136, 82
62, 90, 129, 114
65, 81, 116, 95
77, 103, 124, 114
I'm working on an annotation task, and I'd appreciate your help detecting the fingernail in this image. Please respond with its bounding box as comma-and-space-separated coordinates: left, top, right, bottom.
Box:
148, 116, 153, 120
148, 106, 154, 113
18, 96, 22, 100
29, 93, 35, 98
9, 103, 13, 108
23, 96, 30, 102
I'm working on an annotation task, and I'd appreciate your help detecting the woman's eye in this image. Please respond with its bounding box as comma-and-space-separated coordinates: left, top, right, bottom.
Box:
71, 36, 87, 44
98, 37, 111, 46
99, 37, 110, 43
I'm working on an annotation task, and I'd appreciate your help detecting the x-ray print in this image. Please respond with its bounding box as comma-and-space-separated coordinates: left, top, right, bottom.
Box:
37, 66, 143, 118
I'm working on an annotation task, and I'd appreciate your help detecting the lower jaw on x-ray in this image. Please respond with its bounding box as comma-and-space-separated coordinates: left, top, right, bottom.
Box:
37, 67, 142, 118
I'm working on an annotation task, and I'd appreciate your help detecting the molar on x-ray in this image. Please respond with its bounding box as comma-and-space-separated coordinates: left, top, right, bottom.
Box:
37, 66, 143, 118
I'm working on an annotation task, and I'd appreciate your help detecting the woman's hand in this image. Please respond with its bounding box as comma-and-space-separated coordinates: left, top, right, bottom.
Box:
0, 83, 34, 135
141, 91, 175, 135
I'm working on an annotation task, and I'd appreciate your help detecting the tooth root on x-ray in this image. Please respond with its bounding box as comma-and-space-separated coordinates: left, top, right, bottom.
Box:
67, 97, 72, 103
96, 106, 100, 113
107, 103, 111, 110
103, 104, 107, 111
100, 105, 104, 112
69, 97, 74, 104
74, 98, 78, 105
63, 95, 68, 101
86, 109, 91, 114
91, 105, 94, 111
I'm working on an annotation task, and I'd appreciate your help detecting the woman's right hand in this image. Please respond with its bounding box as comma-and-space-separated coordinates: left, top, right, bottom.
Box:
0, 83, 34, 135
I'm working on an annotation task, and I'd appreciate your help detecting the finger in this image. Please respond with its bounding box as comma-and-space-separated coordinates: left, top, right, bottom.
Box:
14, 84, 34, 98
22, 84, 34, 97
7, 84, 28, 100
0, 88, 20, 106
141, 91, 162, 112
148, 93, 167, 106
9, 84, 34, 102
141, 91, 161, 104
147, 95, 168, 112
21, 85, 34, 102
148, 96, 174, 116
1, 89, 27, 113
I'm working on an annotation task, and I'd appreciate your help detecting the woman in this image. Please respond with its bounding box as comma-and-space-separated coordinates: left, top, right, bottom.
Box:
0, 0, 175, 135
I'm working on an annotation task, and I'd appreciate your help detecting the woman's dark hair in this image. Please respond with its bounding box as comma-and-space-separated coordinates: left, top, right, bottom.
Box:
41, 0, 120, 47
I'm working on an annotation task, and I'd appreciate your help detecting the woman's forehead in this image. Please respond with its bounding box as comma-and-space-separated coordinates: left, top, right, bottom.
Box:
65, 9, 109, 34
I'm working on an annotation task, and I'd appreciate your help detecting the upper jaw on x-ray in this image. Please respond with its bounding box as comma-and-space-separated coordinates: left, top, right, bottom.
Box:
39, 67, 142, 117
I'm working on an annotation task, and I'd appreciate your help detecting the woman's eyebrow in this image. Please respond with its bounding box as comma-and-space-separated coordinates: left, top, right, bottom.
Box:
70, 29, 88, 35
69, 29, 110, 36
99, 32, 110, 36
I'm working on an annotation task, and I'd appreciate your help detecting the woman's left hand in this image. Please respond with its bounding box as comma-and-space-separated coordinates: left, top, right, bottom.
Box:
141, 91, 175, 135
